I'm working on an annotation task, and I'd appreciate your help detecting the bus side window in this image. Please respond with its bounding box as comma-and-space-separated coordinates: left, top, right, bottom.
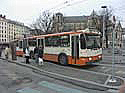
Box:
60, 35, 70, 47
45, 37, 50, 46
45, 35, 70, 47
38, 39, 41, 47
29, 38, 37, 47
41, 39, 44, 47
80, 34, 86, 49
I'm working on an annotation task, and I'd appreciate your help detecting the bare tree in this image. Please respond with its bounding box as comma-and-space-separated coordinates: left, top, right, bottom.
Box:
31, 11, 53, 35
98, 7, 113, 48
30, 23, 43, 35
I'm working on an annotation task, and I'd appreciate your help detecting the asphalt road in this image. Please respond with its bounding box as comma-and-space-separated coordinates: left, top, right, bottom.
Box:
77, 48, 125, 78
0, 59, 114, 93
101, 48, 125, 64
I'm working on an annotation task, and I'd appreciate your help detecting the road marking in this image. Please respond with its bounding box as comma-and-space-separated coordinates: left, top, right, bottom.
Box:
107, 89, 119, 93
101, 66, 106, 69
116, 71, 125, 74
38, 81, 87, 93
16, 87, 40, 93
104, 75, 111, 85
104, 68, 112, 73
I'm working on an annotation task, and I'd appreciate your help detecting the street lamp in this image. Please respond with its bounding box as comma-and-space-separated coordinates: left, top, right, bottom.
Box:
101, 6, 107, 48
101, 6, 107, 9
109, 16, 117, 83
101, 6, 117, 83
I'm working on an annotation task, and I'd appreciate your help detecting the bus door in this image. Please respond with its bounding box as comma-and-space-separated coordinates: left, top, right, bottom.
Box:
19, 40, 23, 49
37, 38, 44, 58
37, 38, 44, 48
71, 35, 79, 64
16, 40, 23, 56
23, 39, 28, 52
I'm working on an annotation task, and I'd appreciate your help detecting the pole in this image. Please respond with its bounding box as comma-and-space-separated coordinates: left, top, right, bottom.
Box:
74, 24, 77, 64
112, 23, 115, 81
101, 6, 107, 48
109, 16, 116, 82
105, 8, 108, 48
102, 14, 105, 48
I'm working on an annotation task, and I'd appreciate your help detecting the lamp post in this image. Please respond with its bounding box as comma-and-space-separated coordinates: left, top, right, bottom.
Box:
101, 6, 107, 48
109, 16, 117, 82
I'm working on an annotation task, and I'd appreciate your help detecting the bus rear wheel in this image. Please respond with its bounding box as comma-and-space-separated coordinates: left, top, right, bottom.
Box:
58, 54, 68, 65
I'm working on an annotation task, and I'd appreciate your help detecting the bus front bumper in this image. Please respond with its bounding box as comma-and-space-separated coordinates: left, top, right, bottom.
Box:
86, 60, 100, 65
86, 55, 102, 65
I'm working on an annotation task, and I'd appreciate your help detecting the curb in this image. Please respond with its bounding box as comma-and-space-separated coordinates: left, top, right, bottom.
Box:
0, 57, 124, 91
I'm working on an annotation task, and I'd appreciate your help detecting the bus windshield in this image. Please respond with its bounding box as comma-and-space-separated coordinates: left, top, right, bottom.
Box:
86, 34, 101, 49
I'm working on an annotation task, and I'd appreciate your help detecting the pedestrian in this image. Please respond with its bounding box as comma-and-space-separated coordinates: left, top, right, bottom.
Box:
0, 45, 3, 57
38, 46, 44, 66
5, 46, 8, 59
25, 46, 30, 64
34, 46, 39, 64
119, 83, 125, 93
5, 45, 11, 59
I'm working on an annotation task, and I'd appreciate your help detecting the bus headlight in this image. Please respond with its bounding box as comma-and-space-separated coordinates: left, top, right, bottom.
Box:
98, 55, 101, 58
89, 58, 92, 61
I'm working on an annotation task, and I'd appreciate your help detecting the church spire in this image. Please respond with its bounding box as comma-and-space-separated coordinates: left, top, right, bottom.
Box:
90, 9, 97, 17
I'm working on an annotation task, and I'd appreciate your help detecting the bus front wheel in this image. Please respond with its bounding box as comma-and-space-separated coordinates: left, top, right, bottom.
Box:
58, 54, 68, 65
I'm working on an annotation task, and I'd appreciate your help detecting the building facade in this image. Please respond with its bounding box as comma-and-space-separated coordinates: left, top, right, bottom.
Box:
0, 14, 30, 43
107, 21, 123, 48
52, 11, 101, 33
52, 13, 88, 33
52, 11, 123, 48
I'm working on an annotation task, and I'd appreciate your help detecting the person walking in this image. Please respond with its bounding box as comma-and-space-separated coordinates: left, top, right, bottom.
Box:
5, 45, 11, 59
38, 46, 44, 65
5, 46, 9, 59
25, 46, 30, 64
119, 84, 125, 93
34, 46, 39, 64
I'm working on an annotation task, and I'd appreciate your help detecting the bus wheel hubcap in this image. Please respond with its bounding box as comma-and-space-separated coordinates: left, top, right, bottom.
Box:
60, 55, 65, 64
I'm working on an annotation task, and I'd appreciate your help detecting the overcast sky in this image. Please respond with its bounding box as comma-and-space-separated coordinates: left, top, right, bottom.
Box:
0, 0, 125, 27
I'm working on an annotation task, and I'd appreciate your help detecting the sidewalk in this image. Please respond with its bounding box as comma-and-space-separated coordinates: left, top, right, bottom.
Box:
0, 54, 124, 91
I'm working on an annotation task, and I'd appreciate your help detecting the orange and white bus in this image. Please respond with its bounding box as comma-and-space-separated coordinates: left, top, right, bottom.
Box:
16, 28, 102, 66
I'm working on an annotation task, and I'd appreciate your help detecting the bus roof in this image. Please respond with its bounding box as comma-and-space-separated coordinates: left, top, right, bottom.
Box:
25, 28, 101, 39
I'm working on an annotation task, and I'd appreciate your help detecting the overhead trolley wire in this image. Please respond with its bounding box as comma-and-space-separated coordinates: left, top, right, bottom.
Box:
44, 0, 88, 13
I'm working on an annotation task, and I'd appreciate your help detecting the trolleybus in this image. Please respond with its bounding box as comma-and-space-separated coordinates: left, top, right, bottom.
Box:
16, 28, 102, 66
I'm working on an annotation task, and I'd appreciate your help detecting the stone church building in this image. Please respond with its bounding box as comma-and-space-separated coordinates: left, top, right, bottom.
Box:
52, 10, 123, 48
